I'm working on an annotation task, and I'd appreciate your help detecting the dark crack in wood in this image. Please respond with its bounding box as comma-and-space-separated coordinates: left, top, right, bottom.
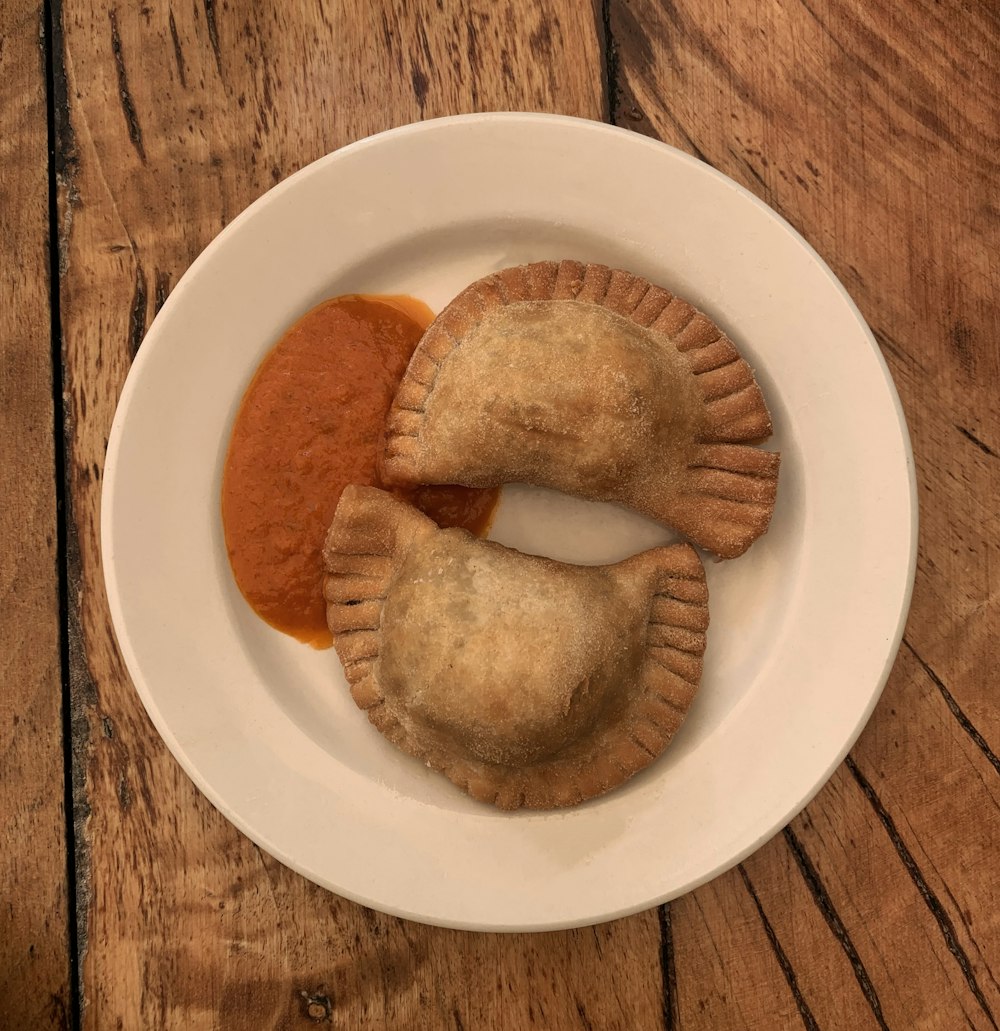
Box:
202, 0, 223, 77
658, 903, 679, 1030
956, 425, 998, 459
108, 9, 146, 161
168, 9, 186, 88
127, 261, 147, 358
44, 0, 83, 1023
904, 638, 1000, 777
846, 756, 998, 1030
738, 864, 821, 1031
784, 826, 891, 1031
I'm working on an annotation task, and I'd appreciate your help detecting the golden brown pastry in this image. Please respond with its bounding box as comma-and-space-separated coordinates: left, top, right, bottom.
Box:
381, 261, 780, 558
323, 485, 708, 810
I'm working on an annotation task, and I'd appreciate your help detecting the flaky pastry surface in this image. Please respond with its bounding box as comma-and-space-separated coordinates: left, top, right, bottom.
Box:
324, 485, 709, 810
382, 261, 780, 558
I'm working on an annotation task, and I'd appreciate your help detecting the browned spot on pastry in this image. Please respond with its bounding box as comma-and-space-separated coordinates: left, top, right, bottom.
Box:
648, 645, 703, 683
704, 384, 773, 440
631, 285, 673, 326
604, 268, 650, 315
553, 259, 586, 299
647, 624, 706, 654
345, 661, 376, 690
650, 296, 698, 337
686, 337, 740, 374
576, 263, 613, 303
696, 360, 754, 401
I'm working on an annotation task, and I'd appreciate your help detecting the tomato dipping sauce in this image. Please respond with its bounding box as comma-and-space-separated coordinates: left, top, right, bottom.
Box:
222, 295, 499, 648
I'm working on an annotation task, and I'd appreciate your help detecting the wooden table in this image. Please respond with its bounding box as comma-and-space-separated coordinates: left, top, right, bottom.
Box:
4, 1, 998, 1027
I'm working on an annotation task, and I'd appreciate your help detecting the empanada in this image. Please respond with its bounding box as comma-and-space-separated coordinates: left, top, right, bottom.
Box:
323, 485, 709, 810
382, 261, 780, 558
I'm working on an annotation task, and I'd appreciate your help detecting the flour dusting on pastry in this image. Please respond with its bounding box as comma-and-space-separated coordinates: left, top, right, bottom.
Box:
382, 260, 779, 558
321, 260, 785, 809
324, 486, 708, 810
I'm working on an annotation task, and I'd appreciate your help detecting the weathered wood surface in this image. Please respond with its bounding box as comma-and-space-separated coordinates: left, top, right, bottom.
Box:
54, 1, 663, 1028
3, 0, 993, 1027
611, 0, 1000, 1027
0, 2, 72, 1028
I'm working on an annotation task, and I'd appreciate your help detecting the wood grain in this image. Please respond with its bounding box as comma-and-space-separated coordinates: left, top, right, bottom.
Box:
0, 2, 72, 1028
612, 0, 1000, 1027
42, 0, 1000, 1026
53, 2, 669, 1028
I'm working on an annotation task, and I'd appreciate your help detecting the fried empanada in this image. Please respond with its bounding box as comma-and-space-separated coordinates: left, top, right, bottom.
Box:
382, 261, 780, 558
323, 485, 708, 810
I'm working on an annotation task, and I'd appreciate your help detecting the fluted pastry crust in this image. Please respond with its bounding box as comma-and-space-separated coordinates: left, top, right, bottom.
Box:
382, 261, 780, 558
323, 486, 709, 810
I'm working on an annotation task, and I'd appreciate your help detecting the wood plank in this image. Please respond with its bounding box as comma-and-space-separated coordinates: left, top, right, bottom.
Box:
0, 3, 73, 1028
667, 874, 818, 1030
56, 2, 668, 1027
708, 649, 1000, 1031
612, 0, 1000, 1026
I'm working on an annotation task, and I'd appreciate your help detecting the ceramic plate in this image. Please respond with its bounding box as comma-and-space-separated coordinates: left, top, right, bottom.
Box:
102, 113, 916, 930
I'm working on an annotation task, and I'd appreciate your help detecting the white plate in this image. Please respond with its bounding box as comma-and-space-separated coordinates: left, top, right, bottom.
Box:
102, 113, 916, 930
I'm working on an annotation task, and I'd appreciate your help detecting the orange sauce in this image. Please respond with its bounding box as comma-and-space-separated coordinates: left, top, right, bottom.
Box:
221, 294, 499, 647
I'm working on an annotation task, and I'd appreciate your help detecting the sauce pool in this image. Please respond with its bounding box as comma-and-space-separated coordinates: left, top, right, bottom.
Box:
221, 295, 499, 648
